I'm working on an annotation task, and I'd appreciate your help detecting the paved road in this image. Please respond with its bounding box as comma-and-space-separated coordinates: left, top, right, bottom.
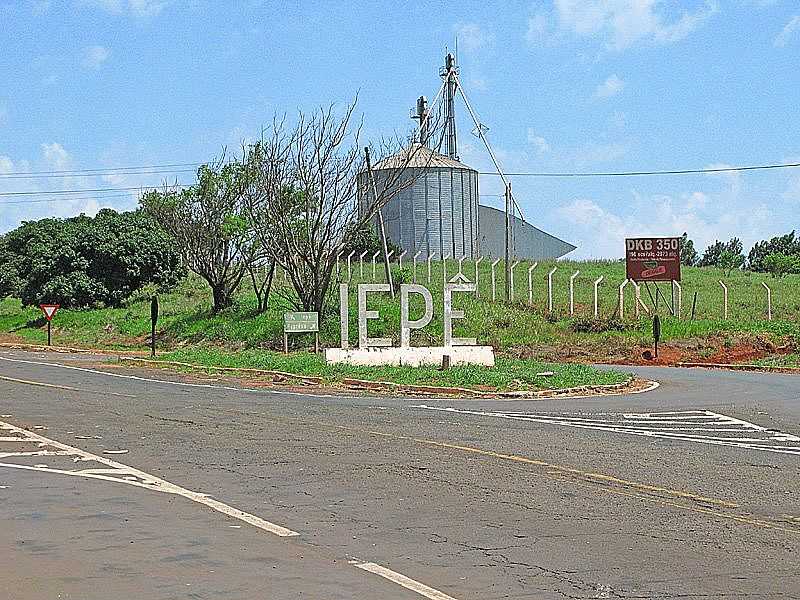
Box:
0, 349, 798, 599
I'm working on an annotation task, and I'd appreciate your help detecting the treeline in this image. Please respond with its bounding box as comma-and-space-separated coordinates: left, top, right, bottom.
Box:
680, 231, 800, 277
1, 101, 415, 312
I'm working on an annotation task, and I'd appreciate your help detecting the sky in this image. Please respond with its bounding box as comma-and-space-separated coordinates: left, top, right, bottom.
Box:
1, 0, 799, 258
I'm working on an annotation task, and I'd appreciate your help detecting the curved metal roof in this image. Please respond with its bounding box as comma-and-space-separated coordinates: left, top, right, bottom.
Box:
372, 143, 475, 171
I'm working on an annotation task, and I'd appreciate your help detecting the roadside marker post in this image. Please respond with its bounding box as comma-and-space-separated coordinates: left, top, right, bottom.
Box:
39, 304, 60, 346
283, 312, 320, 354
719, 280, 728, 320
150, 296, 159, 357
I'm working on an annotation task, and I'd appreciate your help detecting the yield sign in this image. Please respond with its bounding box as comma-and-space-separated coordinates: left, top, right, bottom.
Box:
40, 304, 60, 321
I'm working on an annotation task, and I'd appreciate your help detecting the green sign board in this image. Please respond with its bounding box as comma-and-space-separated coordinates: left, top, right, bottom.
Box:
284, 312, 319, 333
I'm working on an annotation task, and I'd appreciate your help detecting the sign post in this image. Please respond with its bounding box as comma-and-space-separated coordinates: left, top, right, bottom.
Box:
39, 304, 60, 346
150, 296, 159, 357
283, 312, 319, 353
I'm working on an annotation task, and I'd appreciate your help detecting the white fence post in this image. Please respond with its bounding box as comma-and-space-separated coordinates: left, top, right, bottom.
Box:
491, 259, 501, 302
398, 250, 407, 270
509, 260, 520, 302
762, 282, 772, 321
372, 250, 380, 281
593, 276, 604, 318
359, 250, 368, 278
547, 266, 558, 313
569, 270, 580, 315
427, 251, 436, 284
618, 279, 629, 319
719, 280, 728, 319
412, 250, 422, 283
458, 255, 466, 276
336, 251, 342, 279
528, 262, 539, 306
672, 280, 682, 319
347, 250, 355, 281
474, 257, 484, 297
442, 253, 451, 283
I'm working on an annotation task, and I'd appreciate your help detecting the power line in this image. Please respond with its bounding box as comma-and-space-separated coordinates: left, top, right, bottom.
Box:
0, 184, 190, 198
0, 192, 138, 206
0, 162, 202, 177
0, 168, 198, 180
479, 162, 800, 178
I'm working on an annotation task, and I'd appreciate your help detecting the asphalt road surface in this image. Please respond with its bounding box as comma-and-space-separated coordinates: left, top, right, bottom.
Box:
1, 348, 798, 599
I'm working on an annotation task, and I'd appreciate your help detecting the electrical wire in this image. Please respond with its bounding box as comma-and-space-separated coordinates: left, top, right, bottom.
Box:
0, 162, 202, 177
0, 184, 190, 198
479, 162, 800, 178
0, 192, 138, 206
0, 168, 198, 180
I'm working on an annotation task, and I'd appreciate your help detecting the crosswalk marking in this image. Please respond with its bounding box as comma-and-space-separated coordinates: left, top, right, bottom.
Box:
412, 407, 800, 456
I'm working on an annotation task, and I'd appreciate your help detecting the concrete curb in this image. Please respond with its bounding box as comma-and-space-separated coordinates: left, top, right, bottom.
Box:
677, 361, 800, 373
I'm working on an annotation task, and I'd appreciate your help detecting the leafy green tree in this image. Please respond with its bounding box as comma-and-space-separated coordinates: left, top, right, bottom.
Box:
699, 237, 744, 268
141, 161, 264, 313
0, 210, 183, 308
747, 231, 799, 272
679, 232, 698, 266
763, 252, 800, 278
718, 249, 744, 276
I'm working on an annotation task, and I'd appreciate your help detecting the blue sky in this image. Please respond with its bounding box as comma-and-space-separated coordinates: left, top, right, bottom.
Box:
1, 0, 799, 258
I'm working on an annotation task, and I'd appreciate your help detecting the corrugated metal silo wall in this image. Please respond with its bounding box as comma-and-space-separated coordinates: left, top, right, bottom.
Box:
364, 167, 479, 259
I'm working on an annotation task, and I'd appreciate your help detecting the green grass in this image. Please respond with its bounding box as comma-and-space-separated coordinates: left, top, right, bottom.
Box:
2, 259, 798, 364
152, 347, 630, 392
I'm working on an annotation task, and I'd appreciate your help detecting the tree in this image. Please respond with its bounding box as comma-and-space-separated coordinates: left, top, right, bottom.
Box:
699, 237, 744, 268
679, 232, 698, 266
242, 102, 439, 314
141, 160, 265, 313
747, 231, 799, 272
0, 210, 183, 308
763, 252, 800, 278
718, 249, 744, 276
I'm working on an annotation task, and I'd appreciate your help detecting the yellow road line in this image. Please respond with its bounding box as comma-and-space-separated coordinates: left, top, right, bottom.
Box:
224, 410, 796, 535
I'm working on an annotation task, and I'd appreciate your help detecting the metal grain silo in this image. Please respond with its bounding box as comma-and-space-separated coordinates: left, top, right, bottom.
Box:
360, 144, 480, 259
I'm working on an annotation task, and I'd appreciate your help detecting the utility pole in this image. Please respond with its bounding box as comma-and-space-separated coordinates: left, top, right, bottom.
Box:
364, 147, 395, 297
504, 182, 511, 302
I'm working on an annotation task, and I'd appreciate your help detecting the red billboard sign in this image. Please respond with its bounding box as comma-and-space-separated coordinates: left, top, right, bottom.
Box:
625, 238, 681, 281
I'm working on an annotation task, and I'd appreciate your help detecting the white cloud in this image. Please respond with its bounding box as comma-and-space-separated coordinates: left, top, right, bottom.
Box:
595, 74, 624, 98
0, 155, 14, 174
527, 128, 551, 154
526, 12, 553, 45
454, 22, 493, 53
551, 0, 718, 50
82, 45, 110, 69
41, 142, 71, 170
774, 15, 800, 47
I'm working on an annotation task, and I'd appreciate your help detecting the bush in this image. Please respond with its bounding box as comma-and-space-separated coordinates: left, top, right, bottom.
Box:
0, 209, 185, 308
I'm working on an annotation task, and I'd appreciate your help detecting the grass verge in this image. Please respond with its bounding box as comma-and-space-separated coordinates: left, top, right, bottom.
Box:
151, 347, 631, 392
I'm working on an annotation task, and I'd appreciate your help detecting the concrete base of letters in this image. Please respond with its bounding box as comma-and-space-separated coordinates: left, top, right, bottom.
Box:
324, 346, 495, 367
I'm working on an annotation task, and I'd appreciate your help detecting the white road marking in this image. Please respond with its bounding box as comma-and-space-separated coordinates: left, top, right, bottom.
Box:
350, 560, 459, 600
0, 419, 299, 537
0, 354, 347, 399
413, 407, 800, 456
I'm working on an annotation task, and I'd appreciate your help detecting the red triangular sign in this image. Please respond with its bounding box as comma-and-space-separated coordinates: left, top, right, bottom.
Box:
40, 304, 60, 321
